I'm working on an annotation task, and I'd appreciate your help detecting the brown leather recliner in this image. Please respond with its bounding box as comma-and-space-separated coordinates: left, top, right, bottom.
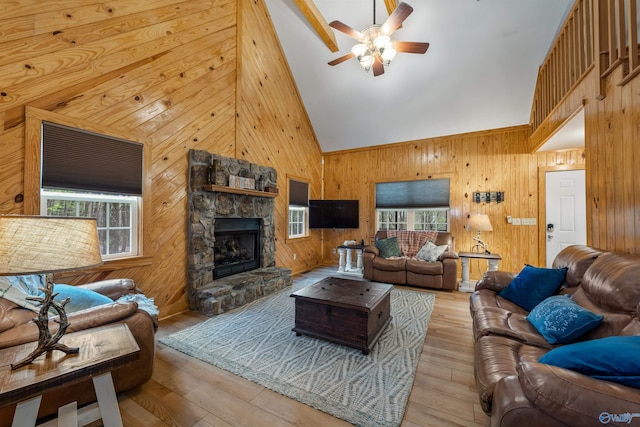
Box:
0, 278, 156, 425
470, 245, 640, 426
363, 230, 458, 290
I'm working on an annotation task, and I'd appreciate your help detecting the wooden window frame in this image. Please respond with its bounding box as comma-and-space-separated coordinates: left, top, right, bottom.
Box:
24, 106, 152, 271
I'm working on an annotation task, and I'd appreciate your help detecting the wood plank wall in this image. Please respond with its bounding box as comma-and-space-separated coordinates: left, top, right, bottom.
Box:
530, 65, 640, 256
0, 0, 323, 317
236, 0, 324, 275
322, 128, 586, 279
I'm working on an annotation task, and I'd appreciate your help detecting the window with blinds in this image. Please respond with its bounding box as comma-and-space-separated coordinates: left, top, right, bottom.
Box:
288, 179, 309, 238
40, 122, 143, 259
375, 179, 450, 231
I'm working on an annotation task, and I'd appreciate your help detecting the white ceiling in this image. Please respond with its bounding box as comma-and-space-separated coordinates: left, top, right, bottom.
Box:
263, 0, 574, 153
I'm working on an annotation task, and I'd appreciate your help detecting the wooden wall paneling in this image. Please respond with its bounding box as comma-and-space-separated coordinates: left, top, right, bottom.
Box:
48, 28, 236, 124
322, 126, 584, 278
602, 69, 618, 251
0, 0, 211, 66
609, 73, 626, 252
627, 76, 640, 254
0, 4, 236, 112
0, 125, 25, 214
0, 0, 247, 316
236, 0, 323, 275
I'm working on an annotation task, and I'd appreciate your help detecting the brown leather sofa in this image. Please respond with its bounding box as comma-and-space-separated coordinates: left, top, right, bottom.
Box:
0, 278, 157, 425
470, 245, 640, 426
363, 230, 458, 290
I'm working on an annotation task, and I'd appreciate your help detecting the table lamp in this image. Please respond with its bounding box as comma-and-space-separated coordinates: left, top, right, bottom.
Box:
466, 214, 493, 254
0, 215, 103, 369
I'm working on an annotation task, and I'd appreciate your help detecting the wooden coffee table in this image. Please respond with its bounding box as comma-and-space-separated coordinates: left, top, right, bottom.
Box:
290, 276, 393, 354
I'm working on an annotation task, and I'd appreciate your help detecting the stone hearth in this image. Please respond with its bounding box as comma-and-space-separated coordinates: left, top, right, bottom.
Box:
187, 150, 291, 316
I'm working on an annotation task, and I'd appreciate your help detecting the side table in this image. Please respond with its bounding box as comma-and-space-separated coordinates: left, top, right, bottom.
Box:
337, 244, 366, 276
458, 252, 502, 293
0, 323, 140, 427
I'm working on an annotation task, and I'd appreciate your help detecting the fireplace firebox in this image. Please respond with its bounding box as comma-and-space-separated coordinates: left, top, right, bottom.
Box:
213, 218, 261, 279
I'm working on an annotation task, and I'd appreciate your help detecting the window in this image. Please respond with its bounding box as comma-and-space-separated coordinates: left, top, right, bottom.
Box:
375, 179, 450, 232
376, 208, 449, 231
289, 206, 306, 238
288, 178, 309, 239
41, 191, 139, 259
40, 121, 144, 259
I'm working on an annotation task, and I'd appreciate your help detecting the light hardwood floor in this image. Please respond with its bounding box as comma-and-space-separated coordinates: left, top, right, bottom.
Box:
118, 267, 488, 426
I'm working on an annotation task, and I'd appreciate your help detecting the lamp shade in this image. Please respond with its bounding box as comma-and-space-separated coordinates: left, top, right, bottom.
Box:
466, 214, 493, 233
0, 215, 103, 276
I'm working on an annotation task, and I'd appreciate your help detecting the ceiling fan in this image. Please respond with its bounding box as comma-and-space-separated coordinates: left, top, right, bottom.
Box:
328, 2, 429, 77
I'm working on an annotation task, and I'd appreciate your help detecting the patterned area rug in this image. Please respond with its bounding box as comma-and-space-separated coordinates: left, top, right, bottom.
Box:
160, 277, 434, 427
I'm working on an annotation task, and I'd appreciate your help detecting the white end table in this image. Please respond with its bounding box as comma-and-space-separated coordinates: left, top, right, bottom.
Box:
337, 244, 366, 276
458, 252, 502, 292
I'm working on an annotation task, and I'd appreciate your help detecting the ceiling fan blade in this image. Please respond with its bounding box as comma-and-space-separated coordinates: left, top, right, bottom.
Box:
372, 59, 385, 77
381, 2, 413, 35
328, 52, 355, 66
329, 20, 364, 40
393, 41, 430, 54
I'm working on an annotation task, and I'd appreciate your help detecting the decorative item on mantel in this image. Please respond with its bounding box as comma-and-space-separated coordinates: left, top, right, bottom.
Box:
0, 215, 103, 369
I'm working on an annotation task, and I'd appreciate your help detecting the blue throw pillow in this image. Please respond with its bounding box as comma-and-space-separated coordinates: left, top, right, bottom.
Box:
498, 265, 567, 311
375, 237, 401, 258
51, 284, 113, 313
539, 336, 640, 388
527, 295, 603, 344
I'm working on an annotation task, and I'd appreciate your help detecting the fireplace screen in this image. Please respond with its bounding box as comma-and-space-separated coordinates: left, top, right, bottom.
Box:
213, 218, 261, 279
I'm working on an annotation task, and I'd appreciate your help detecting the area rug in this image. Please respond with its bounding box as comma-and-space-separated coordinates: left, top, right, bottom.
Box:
160, 277, 434, 427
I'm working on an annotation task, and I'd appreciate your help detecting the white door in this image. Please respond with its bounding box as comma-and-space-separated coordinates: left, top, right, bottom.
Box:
545, 169, 586, 267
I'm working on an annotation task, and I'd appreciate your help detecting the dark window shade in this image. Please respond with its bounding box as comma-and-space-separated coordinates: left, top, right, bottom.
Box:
376, 179, 450, 208
289, 179, 309, 207
42, 122, 143, 196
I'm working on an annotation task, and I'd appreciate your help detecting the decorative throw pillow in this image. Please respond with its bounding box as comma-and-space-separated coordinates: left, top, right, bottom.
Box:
416, 241, 449, 262
527, 295, 603, 344
375, 237, 401, 258
498, 265, 568, 311
51, 284, 113, 313
539, 336, 640, 388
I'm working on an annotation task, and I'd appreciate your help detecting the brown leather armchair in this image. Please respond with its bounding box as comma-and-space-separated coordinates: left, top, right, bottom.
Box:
0, 278, 156, 425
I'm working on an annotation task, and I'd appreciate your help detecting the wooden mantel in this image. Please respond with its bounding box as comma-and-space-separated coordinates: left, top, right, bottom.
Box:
203, 184, 278, 198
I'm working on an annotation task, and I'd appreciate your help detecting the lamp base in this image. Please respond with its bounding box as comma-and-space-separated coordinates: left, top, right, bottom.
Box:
472, 236, 491, 254
11, 279, 78, 370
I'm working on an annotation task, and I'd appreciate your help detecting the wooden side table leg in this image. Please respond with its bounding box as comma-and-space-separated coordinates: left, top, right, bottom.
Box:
93, 372, 123, 427
12, 395, 41, 427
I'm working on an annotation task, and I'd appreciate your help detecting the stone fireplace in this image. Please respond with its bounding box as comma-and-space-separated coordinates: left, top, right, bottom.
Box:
187, 150, 292, 316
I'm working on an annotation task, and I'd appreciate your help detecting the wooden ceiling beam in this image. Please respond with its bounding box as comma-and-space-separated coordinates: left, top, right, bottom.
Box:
292, 0, 339, 52
384, 0, 398, 16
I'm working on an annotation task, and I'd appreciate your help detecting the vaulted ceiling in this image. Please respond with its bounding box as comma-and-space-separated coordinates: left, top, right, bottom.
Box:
264, 0, 573, 153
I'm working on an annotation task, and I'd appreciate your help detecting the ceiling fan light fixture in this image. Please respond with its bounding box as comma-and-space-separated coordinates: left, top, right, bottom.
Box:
381, 47, 396, 65
373, 34, 390, 50
328, 2, 428, 77
359, 55, 374, 71
351, 43, 368, 58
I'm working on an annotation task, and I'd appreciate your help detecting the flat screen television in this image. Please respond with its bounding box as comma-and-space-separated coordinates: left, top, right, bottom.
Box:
309, 200, 359, 229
